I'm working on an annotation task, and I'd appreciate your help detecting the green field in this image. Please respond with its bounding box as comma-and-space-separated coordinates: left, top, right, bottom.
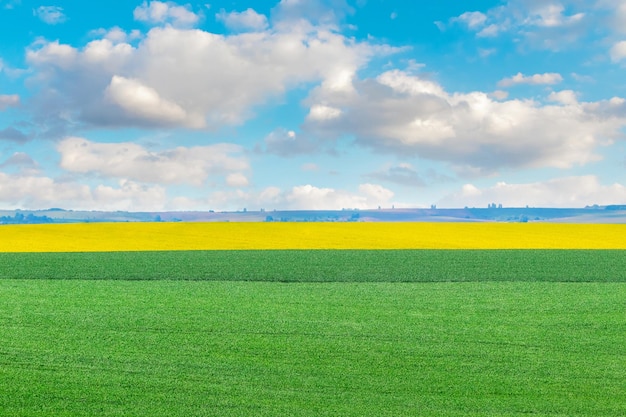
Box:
1, 251, 625, 416
2, 250, 626, 281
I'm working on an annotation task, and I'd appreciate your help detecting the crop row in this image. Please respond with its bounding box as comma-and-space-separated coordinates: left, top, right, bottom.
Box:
2, 279, 624, 416
1, 250, 626, 282
2, 222, 626, 251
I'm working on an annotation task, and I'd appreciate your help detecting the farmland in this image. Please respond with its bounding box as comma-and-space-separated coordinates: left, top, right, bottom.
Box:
1, 222, 625, 416
1, 250, 626, 282
2, 279, 625, 416
1, 222, 626, 251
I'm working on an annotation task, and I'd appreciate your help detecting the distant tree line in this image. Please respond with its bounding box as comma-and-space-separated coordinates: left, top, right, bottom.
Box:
0, 213, 54, 224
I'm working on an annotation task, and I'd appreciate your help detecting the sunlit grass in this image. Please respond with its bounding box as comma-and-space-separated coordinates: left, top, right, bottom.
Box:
2, 280, 624, 416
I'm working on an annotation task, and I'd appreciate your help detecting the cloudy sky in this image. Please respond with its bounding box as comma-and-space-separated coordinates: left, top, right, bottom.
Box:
1, 0, 626, 211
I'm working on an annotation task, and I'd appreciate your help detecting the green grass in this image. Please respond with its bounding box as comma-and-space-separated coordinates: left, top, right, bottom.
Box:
1, 250, 625, 416
1, 280, 625, 416
1, 250, 626, 281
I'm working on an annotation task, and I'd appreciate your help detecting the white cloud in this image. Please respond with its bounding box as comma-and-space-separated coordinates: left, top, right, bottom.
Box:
83, 40, 135, 68
452, 11, 487, 29
0, 172, 169, 211
226, 173, 250, 187
0, 172, 89, 208
25, 20, 392, 130
33, 5, 66, 24
526, 4, 584, 28
547, 90, 578, 105
57, 137, 249, 186
283, 183, 394, 210
105, 76, 204, 128
615, 2, 626, 32
216, 8, 269, 31
89, 27, 143, 44
0, 94, 20, 110
477, 24, 500, 38
498, 72, 563, 87
571, 72, 594, 83
92, 180, 167, 210
133, 1, 200, 27
439, 176, 626, 208
104, 27, 130, 43
610, 40, 626, 62
164, 182, 395, 211
305, 69, 626, 173
307, 105, 343, 121
489, 90, 509, 100
450, 1, 589, 50
26, 40, 77, 69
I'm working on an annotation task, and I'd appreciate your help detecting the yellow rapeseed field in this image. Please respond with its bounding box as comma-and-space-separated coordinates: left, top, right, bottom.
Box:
0, 222, 625, 252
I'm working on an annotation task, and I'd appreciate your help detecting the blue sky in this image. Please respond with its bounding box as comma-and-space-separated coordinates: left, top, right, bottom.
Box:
1, 0, 626, 211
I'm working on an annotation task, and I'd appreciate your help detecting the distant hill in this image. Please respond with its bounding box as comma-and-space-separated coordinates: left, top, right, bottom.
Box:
1, 206, 625, 224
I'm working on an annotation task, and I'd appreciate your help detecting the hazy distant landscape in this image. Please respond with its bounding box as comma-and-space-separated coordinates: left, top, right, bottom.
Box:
2, 205, 626, 224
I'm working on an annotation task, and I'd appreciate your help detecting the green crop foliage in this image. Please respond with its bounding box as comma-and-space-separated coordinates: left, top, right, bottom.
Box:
1, 249, 626, 281
1, 250, 625, 416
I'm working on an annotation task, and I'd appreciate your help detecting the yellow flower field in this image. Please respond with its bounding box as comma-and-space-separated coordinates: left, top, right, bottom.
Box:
1, 222, 625, 252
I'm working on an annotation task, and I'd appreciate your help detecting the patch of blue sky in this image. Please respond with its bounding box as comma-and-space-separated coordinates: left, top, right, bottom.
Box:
1, 0, 626, 210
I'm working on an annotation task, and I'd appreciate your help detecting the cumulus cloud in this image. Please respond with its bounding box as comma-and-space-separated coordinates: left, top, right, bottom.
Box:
33, 5, 66, 24
25, 17, 392, 130
133, 1, 200, 27
82, 39, 135, 69
451, 11, 487, 29
610, 40, 626, 62
489, 90, 509, 100
57, 137, 249, 186
439, 176, 626, 208
0, 94, 20, 110
216, 8, 269, 31
525, 4, 584, 28
282, 183, 394, 210
0, 172, 89, 208
0, 172, 167, 211
307, 105, 343, 121
105, 76, 204, 128
92, 180, 168, 210
27, 39, 78, 68
547, 89, 578, 105
89, 27, 142, 44
449, 1, 588, 49
305, 69, 626, 173
225, 172, 250, 187
165, 182, 396, 211
498, 72, 563, 87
